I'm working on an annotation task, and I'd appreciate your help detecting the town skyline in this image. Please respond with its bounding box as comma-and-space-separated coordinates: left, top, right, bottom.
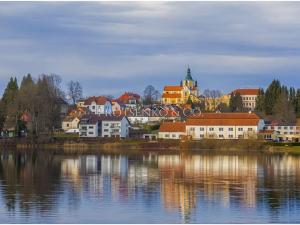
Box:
1, 2, 300, 96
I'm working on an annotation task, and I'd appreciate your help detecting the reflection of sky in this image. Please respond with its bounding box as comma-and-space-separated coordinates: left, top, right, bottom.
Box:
1, 153, 300, 223
1, 2, 300, 97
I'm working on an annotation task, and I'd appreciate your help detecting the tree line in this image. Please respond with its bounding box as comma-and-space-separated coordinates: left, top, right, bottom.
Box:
0, 74, 83, 138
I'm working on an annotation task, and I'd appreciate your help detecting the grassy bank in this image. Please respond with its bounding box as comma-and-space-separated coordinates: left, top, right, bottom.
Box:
2, 137, 300, 154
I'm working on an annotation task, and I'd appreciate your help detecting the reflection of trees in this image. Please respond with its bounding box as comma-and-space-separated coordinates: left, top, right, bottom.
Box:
258, 154, 300, 218
0, 151, 62, 214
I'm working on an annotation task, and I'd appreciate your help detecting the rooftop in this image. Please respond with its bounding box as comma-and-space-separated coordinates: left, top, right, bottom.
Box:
159, 121, 186, 133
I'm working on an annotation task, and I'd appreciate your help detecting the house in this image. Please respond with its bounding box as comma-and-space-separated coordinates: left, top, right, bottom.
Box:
162, 67, 199, 105
158, 121, 186, 139
62, 116, 80, 131
111, 99, 126, 112
79, 114, 101, 137
185, 112, 265, 140
202, 94, 231, 111
263, 120, 300, 142
56, 97, 69, 118
231, 89, 259, 111
99, 115, 130, 138
117, 92, 141, 109
83, 96, 112, 115
76, 99, 85, 108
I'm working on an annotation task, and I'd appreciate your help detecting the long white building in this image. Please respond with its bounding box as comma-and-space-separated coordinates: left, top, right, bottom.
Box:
158, 112, 265, 140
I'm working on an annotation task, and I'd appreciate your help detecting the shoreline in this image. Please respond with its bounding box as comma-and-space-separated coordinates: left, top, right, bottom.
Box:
1, 138, 300, 154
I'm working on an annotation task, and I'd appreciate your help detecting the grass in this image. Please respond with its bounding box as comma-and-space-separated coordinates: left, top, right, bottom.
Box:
53, 133, 79, 138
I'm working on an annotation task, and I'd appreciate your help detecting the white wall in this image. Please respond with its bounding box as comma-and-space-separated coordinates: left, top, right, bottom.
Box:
79, 123, 99, 137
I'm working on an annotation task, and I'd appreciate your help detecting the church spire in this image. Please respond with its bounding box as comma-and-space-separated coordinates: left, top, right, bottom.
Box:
185, 66, 193, 81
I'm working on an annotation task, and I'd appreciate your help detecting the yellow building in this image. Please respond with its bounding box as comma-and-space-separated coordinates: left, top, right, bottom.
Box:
204, 94, 230, 111
162, 67, 199, 105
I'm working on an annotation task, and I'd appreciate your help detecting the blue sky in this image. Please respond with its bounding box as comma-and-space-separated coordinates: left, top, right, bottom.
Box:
0, 2, 300, 98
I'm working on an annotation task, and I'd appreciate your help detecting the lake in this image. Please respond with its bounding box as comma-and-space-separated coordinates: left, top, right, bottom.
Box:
0, 150, 300, 223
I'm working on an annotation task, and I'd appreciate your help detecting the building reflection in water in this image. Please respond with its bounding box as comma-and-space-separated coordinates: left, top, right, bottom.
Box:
2, 151, 300, 222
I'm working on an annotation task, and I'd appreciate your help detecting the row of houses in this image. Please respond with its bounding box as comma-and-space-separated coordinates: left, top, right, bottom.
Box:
158, 112, 300, 141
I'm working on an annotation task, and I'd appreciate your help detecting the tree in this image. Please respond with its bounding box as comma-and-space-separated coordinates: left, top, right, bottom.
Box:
273, 91, 296, 124
143, 85, 160, 105
255, 88, 265, 112
0, 77, 19, 132
229, 92, 243, 112
264, 79, 281, 115
217, 102, 230, 112
296, 89, 300, 118
67, 80, 82, 106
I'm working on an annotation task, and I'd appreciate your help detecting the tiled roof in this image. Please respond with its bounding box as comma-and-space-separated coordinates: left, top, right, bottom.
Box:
84, 96, 108, 105
118, 92, 140, 102
232, 88, 259, 95
163, 86, 183, 91
162, 93, 182, 98
98, 114, 126, 121
187, 112, 261, 126
159, 122, 186, 132
189, 112, 260, 120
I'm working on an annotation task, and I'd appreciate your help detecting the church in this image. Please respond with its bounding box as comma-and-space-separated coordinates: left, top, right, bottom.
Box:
161, 67, 199, 105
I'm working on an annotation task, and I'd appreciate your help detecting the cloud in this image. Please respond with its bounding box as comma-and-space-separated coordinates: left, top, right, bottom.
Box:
0, 2, 300, 96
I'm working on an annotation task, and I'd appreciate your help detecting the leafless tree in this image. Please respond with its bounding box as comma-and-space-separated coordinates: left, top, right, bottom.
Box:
67, 80, 83, 105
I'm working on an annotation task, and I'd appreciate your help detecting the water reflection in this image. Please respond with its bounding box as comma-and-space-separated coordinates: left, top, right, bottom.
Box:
1, 151, 300, 223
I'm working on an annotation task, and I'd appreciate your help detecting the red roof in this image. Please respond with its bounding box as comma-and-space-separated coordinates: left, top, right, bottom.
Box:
84, 96, 108, 105
162, 93, 181, 98
164, 86, 183, 91
118, 92, 140, 103
187, 113, 261, 126
232, 88, 259, 95
159, 122, 186, 132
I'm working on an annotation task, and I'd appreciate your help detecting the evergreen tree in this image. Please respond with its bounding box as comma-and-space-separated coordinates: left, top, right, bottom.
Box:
264, 79, 281, 115
0, 77, 19, 132
255, 88, 265, 112
273, 91, 296, 124
296, 89, 300, 118
229, 92, 243, 112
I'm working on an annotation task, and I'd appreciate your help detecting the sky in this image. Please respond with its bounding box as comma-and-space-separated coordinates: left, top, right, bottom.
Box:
0, 1, 300, 98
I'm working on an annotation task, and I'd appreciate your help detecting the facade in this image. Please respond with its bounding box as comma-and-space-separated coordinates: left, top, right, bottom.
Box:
83, 96, 113, 115
158, 122, 186, 139
203, 94, 230, 111
62, 117, 80, 131
264, 122, 300, 142
162, 67, 199, 105
79, 115, 100, 137
100, 115, 130, 138
232, 89, 259, 111
111, 99, 126, 112
186, 113, 264, 140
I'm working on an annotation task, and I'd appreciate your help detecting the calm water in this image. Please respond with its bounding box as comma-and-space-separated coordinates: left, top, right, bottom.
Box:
0, 150, 300, 223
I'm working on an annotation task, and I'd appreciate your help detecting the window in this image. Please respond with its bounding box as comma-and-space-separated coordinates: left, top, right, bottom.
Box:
219, 134, 224, 138
284, 132, 288, 135
248, 128, 253, 131
104, 129, 109, 132
88, 131, 94, 134
172, 134, 176, 138
278, 126, 282, 129
209, 134, 214, 138
104, 123, 109, 126
81, 126, 87, 130
284, 126, 288, 130
81, 132, 87, 136
165, 134, 170, 138
228, 127, 233, 131
290, 126, 294, 130
190, 127, 195, 131
67, 123, 69, 127
229, 134, 234, 138
200, 134, 204, 138
88, 126, 93, 129
92, 106, 95, 109
238, 127, 243, 131
238, 135, 243, 139
199, 127, 204, 131
209, 127, 214, 131
219, 128, 223, 131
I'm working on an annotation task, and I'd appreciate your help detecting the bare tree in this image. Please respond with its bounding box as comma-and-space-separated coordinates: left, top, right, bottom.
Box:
143, 85, 160, 105
67, 81, 83, 106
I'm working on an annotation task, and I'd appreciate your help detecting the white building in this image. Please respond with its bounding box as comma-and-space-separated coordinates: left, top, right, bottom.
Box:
264, 121, 300, 142
62, 116, 80, 131
79, 114, 101, 137
232, 89, 259, 110
83, 96, 112, 115
158, 122, 186, 139
100, 115, 130, 138
186, 113, 265, 139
